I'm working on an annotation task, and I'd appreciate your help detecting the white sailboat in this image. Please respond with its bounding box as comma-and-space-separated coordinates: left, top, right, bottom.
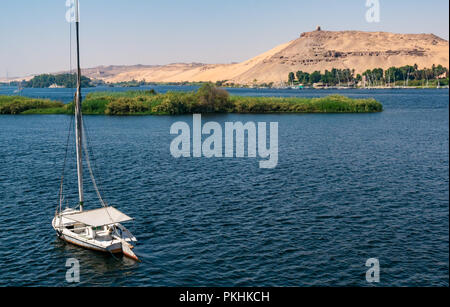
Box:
52, 0, 139, 261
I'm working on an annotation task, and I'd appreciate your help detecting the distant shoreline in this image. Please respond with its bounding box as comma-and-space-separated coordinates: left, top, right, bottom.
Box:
1, 29, 448, 87
1, 82, 448, 91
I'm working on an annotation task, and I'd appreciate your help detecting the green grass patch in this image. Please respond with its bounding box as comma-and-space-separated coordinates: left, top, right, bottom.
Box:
0, 96, 66, 115
0, 85, 383, 115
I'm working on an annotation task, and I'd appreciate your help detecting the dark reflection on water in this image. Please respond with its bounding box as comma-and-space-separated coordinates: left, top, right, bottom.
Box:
0, 88, 448, 286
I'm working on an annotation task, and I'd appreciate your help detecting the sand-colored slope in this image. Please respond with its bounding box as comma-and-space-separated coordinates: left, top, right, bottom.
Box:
231, 30, 449, 84
25, 29, 447, 85
99, 40, 293, 84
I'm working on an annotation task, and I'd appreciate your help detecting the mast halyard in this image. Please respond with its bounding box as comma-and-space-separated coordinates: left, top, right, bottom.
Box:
74, 0, 84, 211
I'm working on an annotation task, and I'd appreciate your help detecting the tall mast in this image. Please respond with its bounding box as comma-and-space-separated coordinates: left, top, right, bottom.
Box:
74, 0, 84, 211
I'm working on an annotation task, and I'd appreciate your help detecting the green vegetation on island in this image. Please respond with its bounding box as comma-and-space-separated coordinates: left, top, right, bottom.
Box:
107, 79, 146, 88
24, 74, 94, 88
0, 84, 383, 115
0, 96, 65, 114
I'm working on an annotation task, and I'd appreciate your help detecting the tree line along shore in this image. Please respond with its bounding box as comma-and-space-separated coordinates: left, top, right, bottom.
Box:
287, 64, 449, 88
0, 84, 382, 115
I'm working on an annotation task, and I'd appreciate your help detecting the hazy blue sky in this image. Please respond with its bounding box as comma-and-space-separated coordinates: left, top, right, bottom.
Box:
0, 0, 448, 78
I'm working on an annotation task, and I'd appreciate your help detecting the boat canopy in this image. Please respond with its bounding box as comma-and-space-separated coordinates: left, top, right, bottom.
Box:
64, 207, 133, 227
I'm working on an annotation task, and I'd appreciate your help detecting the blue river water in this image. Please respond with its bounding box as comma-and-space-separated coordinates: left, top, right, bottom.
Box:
0, 86, 448, 286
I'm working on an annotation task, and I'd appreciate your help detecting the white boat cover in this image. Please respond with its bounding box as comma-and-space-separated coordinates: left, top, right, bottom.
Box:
64, 207, 133, 227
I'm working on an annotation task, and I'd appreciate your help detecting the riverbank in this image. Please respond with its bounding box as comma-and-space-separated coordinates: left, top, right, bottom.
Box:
3, 80, 448, 90
0, 85, 383, 115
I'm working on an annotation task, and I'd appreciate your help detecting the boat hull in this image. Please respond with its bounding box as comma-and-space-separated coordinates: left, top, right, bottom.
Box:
52, 216, 124, 255
58, 232, 123, 254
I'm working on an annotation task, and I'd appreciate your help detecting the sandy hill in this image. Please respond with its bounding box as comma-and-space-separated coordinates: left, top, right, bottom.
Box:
93, 29, 448, 85
231, 30, 449, 84
5, 29, 447, 85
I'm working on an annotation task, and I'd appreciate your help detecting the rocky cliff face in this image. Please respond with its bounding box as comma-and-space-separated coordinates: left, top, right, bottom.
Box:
227, 30, 449, 84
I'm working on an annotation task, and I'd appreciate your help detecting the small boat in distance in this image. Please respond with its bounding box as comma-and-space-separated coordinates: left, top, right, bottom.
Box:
13, 80, 23, 94
52, 0, 139, 261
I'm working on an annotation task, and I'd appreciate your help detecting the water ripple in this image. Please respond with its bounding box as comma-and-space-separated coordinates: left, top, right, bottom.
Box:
0, 89, 448, 286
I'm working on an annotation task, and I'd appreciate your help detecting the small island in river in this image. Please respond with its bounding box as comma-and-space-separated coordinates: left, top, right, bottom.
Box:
0, 84, 383, 115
